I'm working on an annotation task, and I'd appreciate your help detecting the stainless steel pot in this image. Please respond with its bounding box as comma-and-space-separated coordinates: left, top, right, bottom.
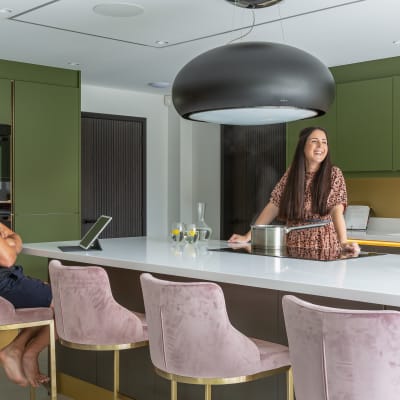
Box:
251, 221, 330, 250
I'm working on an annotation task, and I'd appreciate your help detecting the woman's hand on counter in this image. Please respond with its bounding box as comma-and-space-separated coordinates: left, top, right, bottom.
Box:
341, 241, 361, 257
228, 232, 251, 243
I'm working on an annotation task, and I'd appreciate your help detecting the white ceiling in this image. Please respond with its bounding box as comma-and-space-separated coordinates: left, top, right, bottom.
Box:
0, 0, 399, 94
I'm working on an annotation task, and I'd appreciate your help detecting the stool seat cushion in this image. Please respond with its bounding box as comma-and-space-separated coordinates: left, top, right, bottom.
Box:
250, 337, 290, 372
0, 297, 53, 326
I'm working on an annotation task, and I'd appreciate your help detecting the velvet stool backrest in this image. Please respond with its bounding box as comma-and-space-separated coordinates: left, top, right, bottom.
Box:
49, 259, 146, 346
282, 295, 400, 400
140, 272, 267, 378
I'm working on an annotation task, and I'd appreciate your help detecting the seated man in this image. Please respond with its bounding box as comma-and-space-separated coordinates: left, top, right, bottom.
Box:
0, 222, 52, 387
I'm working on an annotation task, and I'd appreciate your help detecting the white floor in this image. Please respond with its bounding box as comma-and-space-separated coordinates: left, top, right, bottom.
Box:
0, 351, 72, 399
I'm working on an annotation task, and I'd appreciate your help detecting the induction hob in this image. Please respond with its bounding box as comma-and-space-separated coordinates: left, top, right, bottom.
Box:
208, 244, 385, 261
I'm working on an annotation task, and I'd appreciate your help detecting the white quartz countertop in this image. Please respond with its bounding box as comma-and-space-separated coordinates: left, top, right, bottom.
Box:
22, 237, 400, 307
347, 217, 400, 243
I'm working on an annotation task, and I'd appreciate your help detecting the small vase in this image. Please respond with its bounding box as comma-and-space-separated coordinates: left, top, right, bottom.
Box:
196, 202, 212, 242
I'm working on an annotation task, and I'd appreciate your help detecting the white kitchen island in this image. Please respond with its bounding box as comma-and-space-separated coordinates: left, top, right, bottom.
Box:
22, 236, 400, 307
22, 237, 400, 400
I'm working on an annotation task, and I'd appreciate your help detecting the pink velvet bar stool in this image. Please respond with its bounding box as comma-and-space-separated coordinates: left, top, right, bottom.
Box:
140, 272, 294, 400
283, 295, 400, 400
0, 296, 57, 400
49, 260, 148, 400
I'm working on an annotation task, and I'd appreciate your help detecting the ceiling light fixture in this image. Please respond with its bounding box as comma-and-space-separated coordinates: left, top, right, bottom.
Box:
148, 82, 170, 88
93, 3, 144, 17
393, 39, 400, 45
0, 8, 13, 13
172, 0, 335, 126
224, 0, 282, 8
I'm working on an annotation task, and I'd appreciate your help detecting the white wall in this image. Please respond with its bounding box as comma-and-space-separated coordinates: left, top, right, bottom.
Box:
81, 84, 169, 238
81, 84, 221, 240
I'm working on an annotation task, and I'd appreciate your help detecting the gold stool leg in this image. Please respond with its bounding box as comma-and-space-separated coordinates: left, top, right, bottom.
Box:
49, 320, 57, 400
114, 350, 120, 400
171, 380, 177, 400
205, 384, 211, 400
29, 386, 36, 400
286, 367, 294, 400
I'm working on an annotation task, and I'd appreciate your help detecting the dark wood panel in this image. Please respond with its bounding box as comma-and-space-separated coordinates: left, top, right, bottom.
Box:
221, 124, 286, 239
81, 112, 146, 238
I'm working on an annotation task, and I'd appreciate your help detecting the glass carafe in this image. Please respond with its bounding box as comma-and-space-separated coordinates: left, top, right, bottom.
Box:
196, 202, 212, 242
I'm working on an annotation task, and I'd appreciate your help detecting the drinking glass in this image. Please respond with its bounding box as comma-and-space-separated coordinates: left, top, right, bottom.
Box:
184, 223, 199, 244
170, 222, 184, 242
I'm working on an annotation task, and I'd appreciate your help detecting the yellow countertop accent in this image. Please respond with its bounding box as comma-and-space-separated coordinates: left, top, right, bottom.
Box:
350, 239, 400, 248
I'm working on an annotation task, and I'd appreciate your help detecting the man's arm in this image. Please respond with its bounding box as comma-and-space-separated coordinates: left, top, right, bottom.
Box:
0, 223, 22, 268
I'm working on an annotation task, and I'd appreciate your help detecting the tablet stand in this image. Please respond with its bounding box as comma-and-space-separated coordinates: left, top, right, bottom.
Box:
58, 239, 103, 252
88, 239, 102, 250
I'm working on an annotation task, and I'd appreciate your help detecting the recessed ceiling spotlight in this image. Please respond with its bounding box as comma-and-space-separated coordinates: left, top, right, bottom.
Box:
155, 40, 169, 46
148, 82, 170, 89
0, 8, 13, 13
68, 62, 80, 67
393, 39, 400, 45
93, 3, 144, 17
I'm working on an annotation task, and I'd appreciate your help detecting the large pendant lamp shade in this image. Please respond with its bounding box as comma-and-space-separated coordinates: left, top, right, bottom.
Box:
172, 42, 335, 126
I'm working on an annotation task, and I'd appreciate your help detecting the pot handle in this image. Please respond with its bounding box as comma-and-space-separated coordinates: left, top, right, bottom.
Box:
285, 220, 330, 233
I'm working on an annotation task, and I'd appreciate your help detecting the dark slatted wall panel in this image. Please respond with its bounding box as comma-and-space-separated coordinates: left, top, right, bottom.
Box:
81, 113, 146, 238
221, 124, 286, 240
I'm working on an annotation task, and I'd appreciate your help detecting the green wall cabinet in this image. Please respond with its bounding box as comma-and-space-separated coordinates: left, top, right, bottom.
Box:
393, 77, 400, 171
14, 81, 80, 214
0, 59, 81, 280
336, 77, 393, 172
286, 57, 400, 176
0, 79, 11, 125
286, 98, 337, 167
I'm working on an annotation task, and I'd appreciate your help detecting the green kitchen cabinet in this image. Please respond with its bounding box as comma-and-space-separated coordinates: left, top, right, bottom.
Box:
15, 214, 80, 280
0, 59, 81, 279
13, 81, 80, 214
286, 98, 337, 167
0, 79, 11, 125
336, 77, 393, 172
12, 80, 80, 278
393, 77, 400, 171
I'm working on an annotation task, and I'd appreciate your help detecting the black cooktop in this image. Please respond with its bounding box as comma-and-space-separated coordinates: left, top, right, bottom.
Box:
208, 244, 385, 261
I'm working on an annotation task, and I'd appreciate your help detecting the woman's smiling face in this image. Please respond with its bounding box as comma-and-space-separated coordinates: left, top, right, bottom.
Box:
303, 129, 328, 171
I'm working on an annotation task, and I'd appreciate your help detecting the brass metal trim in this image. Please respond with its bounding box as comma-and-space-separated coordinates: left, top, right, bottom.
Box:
57, 372, 137, 400
0, 319, 54, 331
59, 338, 148, 351
287, 367, 294, 400
154, 364, 291, 385
351, 239, 400, 248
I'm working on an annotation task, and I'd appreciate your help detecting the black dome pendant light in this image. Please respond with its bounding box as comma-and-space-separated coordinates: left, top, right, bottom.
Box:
224, 0, 283, 9
172, 0, 335, 126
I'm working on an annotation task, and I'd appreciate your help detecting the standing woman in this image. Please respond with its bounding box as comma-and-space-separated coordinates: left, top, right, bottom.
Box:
228, 126, 360, 255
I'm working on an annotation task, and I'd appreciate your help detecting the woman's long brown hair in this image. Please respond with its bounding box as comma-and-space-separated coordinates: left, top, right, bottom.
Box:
278, 126, 333, 222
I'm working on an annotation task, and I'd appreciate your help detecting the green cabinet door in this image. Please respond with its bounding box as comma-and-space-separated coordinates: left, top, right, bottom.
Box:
393, 77, 400, 171
15, 213, 80, 280
286, 98, 337, 167
336, 77, 393, 172
13, 81, 80, 214
0, 79, 11, 125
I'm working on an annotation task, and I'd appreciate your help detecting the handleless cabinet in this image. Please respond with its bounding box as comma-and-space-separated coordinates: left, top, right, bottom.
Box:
0, 59, 81, 280
336, 77, 393, 172
393, 76, 400, 171
0, 79, 11, 125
